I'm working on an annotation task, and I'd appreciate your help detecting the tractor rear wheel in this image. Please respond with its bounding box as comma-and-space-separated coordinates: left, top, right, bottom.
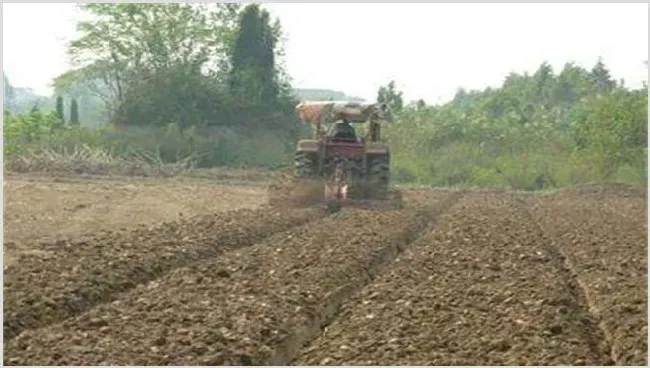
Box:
367, 157, 390, 197
294, 151, 316, 179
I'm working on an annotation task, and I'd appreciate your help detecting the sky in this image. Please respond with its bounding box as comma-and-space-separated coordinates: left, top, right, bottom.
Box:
2, 2, 648, 104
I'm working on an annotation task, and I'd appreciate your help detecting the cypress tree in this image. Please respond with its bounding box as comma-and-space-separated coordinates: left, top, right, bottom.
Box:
229, 4, 279, 106
70, 99, 80, 125
56, 96, 65, 123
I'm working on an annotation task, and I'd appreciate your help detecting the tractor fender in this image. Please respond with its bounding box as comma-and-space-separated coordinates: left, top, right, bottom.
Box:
297, 139, 319, 153
365, 141, 390, 155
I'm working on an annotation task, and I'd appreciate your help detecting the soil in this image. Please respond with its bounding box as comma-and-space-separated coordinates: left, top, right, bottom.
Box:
3, 205, 325, 340
297, 193, 614, 365
527, 189, 647, 366
3, 173, 646, 366
3, 173, 268, 265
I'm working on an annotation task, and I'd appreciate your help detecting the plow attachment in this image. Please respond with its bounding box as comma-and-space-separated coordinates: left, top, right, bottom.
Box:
322, 159, 403, 211
268, 164, 403, 212
324, 190, 404, 212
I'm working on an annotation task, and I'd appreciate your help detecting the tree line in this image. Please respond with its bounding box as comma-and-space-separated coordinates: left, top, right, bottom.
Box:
3, 3, 647, 187
378, 59, 647, 188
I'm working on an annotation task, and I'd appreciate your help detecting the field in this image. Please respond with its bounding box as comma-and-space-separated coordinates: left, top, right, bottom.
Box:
3, 172, 647, 366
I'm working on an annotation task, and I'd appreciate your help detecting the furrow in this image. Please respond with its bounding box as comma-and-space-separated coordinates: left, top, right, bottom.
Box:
3, 205, 326, 340
4, 191, 461, 366
296, 193, 613, 365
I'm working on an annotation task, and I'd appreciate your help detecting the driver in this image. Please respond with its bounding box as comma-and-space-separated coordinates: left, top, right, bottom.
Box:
329, 118, 357, 139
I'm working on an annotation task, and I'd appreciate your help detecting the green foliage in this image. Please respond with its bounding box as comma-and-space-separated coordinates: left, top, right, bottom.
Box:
4, 110, 59, 156
228, 4, 279, 106
4, 118, 292, 171
55, 96, 65, 123
590, 57, 616, 94
570, 88, 647, 178
384, 59, 647, 189
4, 72, 15, 110
377, 81, 404, 112
54, 3, 299, 142
6, 4, 302, 174
7, 5, 646, 188
70, 99, 80, 125
55, 4, 240, 120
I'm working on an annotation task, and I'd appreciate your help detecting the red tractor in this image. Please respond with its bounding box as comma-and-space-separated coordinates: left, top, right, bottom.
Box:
293, 101, 401, 210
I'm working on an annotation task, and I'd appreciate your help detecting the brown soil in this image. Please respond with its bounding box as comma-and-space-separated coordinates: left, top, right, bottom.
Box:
3, 206, 325, 340
298, 193, 613, 365
3, 173, 646, 366
527, 189, 647, 366
5, 191, 459, 365
3, 174, 268, 264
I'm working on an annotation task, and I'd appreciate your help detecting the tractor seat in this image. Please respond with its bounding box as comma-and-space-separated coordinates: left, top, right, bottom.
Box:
331, 129, 358, 140
329, 135, 362, 143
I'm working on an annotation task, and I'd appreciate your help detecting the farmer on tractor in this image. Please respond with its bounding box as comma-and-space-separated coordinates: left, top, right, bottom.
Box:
286, 100, 402, 210
328, 118, 357, 140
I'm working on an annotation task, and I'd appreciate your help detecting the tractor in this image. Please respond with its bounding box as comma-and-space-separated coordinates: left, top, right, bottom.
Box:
291, 100, 402, 210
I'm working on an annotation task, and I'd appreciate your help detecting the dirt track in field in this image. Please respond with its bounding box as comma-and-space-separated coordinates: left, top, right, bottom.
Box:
3, 174, 647, 366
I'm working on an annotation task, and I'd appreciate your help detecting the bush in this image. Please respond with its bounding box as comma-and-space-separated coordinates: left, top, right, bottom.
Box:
3, 112, 296, 176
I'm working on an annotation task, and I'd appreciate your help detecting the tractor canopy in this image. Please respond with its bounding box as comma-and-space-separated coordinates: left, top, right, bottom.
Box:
296, 101, 394, 126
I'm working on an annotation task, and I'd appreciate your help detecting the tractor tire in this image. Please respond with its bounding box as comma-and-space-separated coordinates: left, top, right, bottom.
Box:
367, 157, 390, 196
294, 152, 316, 179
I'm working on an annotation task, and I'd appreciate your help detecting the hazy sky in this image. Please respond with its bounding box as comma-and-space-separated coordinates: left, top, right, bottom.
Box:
2, 2, 648, 103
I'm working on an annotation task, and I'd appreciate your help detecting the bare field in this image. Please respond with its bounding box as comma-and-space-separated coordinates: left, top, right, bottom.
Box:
3, 173, 269, 265
3, 173, 647, 366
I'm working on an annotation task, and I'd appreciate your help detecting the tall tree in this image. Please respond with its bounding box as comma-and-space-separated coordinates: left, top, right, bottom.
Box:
377, 81, 404, 112
590, 57, 615, 94
228, 4, 280, 107
70, 99, 80, 125
553, 63, 585, 105
55, 96, 66, 123
532, 61, 554, 108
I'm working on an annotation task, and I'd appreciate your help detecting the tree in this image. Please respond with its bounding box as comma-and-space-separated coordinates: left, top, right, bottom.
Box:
532, 61, 554, 108
56, 96, 66, 123
56, 4, 241, 121
382, 57, 648, 188
55, 2, 297, 135
228, 4, 281, 107
70, 99, 80, 125
377, 81, 404, 112
590, 57, 615, 94
553, 63, 586, 105
3, 72, 15, 112
571, 88, 647, 177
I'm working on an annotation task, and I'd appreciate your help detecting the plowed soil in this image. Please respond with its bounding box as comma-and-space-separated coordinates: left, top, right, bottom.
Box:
527, 189, 647, 366
3, 206, 326, 340
3, 174, 646, 366
298, 193, 612, 365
